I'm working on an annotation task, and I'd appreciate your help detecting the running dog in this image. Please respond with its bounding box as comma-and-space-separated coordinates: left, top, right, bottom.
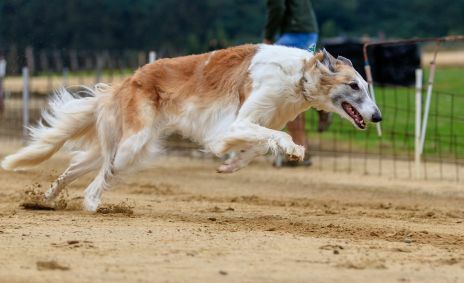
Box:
2, 45, 382, 211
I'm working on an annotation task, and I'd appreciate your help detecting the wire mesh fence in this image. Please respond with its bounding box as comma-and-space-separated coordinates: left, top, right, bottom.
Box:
0, 48, 148, 148
0, 48, 462, 182
306, 84, 463, 182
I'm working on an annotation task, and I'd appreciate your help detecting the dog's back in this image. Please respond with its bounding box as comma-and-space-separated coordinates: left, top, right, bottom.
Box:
110, 44, 257, 145
127, 44, 257, 108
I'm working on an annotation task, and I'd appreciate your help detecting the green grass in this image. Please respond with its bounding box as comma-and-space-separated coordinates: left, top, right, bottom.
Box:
430, 67, 464, 93
304, 67, 464, 159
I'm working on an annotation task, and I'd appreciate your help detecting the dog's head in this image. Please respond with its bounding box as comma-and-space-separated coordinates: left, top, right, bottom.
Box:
303, 49, 382, 130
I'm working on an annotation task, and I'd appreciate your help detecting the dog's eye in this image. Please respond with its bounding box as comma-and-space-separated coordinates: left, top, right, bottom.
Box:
349, 82, 359, 91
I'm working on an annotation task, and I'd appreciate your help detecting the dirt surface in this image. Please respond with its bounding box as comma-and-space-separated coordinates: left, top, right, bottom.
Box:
422, 50, 464, 67
0, 150, 463, 283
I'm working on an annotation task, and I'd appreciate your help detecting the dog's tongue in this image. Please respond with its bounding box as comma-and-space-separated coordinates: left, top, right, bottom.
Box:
342, 102, 366, 129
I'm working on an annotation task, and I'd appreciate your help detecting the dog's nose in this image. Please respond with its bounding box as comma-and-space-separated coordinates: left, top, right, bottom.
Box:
371, 112, 382, 123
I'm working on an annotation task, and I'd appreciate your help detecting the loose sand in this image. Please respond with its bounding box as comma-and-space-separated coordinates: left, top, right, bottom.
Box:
0, 150, 463, 283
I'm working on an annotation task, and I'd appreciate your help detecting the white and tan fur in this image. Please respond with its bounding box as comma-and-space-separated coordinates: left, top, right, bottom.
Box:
1, 44, 381, 211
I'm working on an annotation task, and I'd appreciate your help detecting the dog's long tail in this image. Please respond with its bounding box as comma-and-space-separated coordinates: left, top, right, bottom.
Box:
1, 86, 108, 170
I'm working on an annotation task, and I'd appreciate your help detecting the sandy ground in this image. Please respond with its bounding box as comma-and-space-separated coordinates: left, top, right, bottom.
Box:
0, 149, 463, 283
422, 50, 464, 67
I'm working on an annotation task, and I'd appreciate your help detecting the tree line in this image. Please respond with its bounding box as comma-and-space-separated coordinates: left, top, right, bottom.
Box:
0, 0, 463, 55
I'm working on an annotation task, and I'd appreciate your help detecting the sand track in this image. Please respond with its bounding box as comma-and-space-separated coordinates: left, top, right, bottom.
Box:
0, 154, 463, 283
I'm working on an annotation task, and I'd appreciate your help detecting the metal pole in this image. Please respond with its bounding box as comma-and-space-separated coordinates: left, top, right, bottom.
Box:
96, 54, 103, 83
419, 42, 440, 154
22, 67, 30, 142
63, 67, 69, 87
364, 61, 382, 136
25, 46, 35, 75
414, 69, 423, 178
0, 58, 6, 115
148, 51, 156, 63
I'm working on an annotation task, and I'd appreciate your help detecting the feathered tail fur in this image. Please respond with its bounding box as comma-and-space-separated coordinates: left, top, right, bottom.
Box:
1, 87, 102, 170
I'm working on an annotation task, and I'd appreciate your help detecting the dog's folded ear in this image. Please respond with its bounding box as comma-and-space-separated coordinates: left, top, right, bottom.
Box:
320, 48, 337, 72
317, 49, 354, 72
336, 56, 353, 67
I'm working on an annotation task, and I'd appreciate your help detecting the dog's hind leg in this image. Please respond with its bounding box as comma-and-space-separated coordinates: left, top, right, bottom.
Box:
113, 127, 163, 173
83, 149, 118, 212
83, 127, 162, 211
83, 164, 114, 212
83, 104, 122, 212
44, 148, 102, 201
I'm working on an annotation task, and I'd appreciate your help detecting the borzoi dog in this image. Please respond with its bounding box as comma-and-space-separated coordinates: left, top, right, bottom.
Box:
2, 45, 382, 211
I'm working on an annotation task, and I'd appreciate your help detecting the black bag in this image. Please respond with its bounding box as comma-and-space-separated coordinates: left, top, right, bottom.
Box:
323, 37, 420, 86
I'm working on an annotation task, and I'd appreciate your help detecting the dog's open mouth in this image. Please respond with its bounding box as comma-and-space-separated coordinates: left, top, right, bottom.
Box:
342, 102, 366, 129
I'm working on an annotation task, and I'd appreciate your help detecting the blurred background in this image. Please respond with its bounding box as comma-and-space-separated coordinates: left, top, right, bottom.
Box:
0, 0, 463, 54
0, 0, 463, 182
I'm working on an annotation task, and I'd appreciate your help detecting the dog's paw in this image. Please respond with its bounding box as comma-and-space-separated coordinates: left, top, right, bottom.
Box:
83, 197, 100, 212
285, 144, 305, 161
277, 137, 305, 161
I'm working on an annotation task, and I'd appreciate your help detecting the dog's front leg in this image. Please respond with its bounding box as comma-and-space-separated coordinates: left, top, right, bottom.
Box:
217, 146, 264, 173
213, 120, 305, 172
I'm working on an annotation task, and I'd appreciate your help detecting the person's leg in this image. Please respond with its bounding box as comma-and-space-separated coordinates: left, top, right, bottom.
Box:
287, 114, 306, 147
285, 113, 311, 166
318, 109, 332, 132
275, 33, 318, 166
275, 33, 317, 50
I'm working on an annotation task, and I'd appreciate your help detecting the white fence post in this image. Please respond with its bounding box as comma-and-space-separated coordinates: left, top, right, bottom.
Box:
364, 64, 382, 137
414, 69, 423, 179
148, 51, 157, 63
63, 67, 69, 87
0, 58, 6, 114
22, 67, 30, 142
0, 58, 6, 77
96, 54, 104, 83
25, 46, 35, 75
419, 44, 440, 154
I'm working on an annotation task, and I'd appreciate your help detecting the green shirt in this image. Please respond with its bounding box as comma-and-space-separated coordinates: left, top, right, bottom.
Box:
265, 0, 319, 41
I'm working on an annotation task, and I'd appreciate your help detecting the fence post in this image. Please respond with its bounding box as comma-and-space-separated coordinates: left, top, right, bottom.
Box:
53, 50, 63, 73
63, 67, 69, 87
0, 57, 6, 115
148, 51, 157, 63
22, 67, 30, 142
138, 52, 146, 67
69, 50, 79, 71
419, 42, 440, 154
96, 54, 104, 83
414, 69, 423, 179
39, 50, 49, 73
25, 46, 35, 75
364, 63, 382, 137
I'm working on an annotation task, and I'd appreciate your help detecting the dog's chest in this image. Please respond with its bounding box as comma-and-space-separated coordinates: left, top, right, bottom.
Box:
173, 101, 238, 144
267, 104, 302, 130
245, 91, 305, 130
